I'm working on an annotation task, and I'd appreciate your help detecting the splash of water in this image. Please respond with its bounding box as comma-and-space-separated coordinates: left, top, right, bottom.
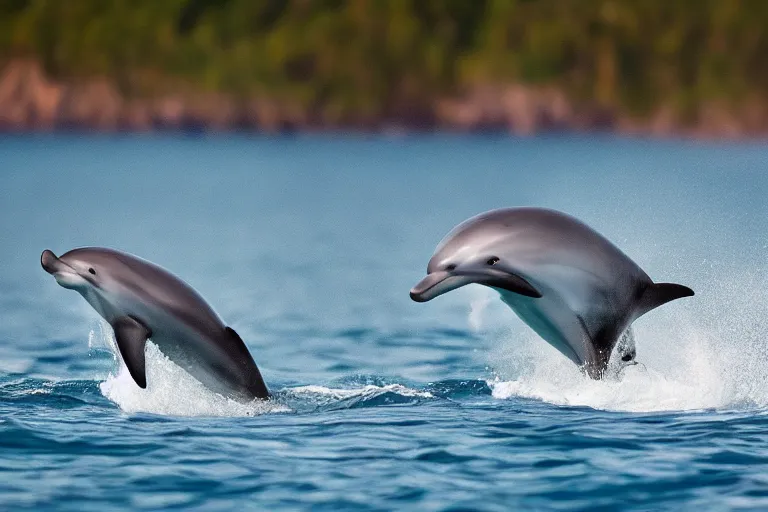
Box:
89, 323, 286, 416
100, 342, 289, 417
479, 267, 768, 413
91, 322, 432, 417
487, 335, 730, 413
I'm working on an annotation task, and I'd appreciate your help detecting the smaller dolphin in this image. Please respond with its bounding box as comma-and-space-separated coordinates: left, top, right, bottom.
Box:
410, 208, 694, 378
41, 247, 269, 401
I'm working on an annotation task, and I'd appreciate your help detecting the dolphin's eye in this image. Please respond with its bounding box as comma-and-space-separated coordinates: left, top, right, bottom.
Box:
445, 264, 456, 272
88, 268, 96, 275
486, 256, 500, 266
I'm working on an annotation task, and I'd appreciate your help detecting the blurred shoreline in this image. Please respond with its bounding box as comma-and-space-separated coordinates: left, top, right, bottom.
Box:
1, 60, 764, 139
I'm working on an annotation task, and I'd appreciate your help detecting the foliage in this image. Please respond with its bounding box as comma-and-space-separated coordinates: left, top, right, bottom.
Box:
1, 0, 766, 119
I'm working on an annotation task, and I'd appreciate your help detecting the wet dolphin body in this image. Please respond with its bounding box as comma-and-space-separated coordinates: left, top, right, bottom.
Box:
410, 208, 694, 379
41, 247, 269, 401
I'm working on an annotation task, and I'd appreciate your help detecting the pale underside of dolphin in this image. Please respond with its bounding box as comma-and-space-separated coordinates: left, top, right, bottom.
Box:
410, 207, 694, 379
41, 247, 269, 401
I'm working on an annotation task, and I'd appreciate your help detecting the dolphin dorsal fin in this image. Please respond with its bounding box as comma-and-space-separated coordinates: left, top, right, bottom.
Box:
636, 282, 694, 319
224, 327, 270, 399
112, 316, 151, 389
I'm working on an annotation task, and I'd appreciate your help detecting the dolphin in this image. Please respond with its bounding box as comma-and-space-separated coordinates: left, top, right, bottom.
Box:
41, 247, 269, 401
410, 207, 694, 379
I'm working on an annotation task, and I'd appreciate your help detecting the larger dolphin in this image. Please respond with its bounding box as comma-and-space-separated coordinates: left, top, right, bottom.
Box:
410, 207, 694, 378
41, 247, 269, 401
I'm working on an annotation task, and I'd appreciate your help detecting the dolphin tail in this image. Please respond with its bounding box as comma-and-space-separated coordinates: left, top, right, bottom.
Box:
582, 284, 692, 380
635, 282, 694, 319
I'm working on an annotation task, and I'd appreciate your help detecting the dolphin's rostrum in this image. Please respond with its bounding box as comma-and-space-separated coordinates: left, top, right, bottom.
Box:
410, 207, 694, 378
41, 247, 269, 401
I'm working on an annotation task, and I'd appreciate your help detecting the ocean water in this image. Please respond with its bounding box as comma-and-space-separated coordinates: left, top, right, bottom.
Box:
1, 134, 767, 510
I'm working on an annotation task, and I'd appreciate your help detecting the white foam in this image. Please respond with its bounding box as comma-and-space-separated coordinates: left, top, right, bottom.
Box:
92, 323, 430, 416
93, 324, 288, 417
288, 384, 433, 400
488, 360, 727, 413
483, 268, 768, 413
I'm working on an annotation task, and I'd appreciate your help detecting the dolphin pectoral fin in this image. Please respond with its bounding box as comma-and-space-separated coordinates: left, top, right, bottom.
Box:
636, 282, 694, 319
112, 316, 151, 389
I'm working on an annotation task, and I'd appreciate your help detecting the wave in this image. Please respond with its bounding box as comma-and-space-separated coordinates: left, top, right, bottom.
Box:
280, 384, 433, 412
0, 375, 102, 408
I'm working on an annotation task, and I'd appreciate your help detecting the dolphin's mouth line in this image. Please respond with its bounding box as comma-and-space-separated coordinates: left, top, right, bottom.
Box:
53, 268, 90, 290
52, 263, 77, 276
410, 269, 509, 301
411, 268, 541, 302
47, 260, 78, 278
53, 269, 78, 280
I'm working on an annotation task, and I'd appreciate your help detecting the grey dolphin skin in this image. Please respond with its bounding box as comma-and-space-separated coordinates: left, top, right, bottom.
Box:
41, 247, 269, 401
410, 207, 694, 379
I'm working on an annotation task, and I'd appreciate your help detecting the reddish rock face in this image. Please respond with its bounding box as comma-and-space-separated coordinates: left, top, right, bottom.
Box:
0, 60, 63, 130
0, 59, 765, 138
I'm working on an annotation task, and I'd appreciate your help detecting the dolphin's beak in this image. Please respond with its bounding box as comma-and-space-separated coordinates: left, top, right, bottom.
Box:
41, 249, 85, 289
410, 267, 543, 302
41, 249, 61, 274
410, 271, 475, 302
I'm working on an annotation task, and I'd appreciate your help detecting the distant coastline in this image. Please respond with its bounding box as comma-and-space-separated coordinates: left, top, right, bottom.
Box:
0, 60, 764, 139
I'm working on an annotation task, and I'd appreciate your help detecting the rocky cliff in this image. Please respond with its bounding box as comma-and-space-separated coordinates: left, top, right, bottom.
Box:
0, 61, 764, 138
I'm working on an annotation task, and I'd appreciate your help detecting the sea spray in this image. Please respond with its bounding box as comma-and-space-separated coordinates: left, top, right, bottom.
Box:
468, 287, 494, 333
485, 265, 768, 412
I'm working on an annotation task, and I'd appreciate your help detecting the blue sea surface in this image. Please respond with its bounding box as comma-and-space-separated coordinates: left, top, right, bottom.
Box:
1, 134, 767, 510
